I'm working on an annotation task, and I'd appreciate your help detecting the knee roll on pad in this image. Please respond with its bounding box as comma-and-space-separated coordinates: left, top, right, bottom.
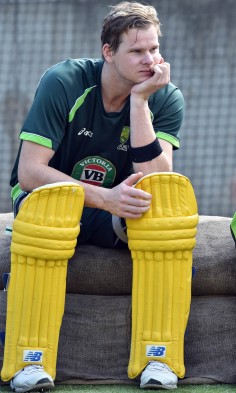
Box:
126, 173, 198, 379
1, 182, 84, 381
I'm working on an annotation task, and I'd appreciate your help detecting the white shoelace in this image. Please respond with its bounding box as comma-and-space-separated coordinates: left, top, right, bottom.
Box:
148, 361, 172, 373
23, 365, 44, 375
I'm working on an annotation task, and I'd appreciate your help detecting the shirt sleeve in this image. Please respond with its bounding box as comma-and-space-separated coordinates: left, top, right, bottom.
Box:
150, 85, 185, 150
20, 65, 69, 151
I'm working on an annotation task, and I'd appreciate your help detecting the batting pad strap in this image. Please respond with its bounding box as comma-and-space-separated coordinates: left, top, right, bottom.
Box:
126, 173, 198, 379
1, 183, 84, 382
112, 215, 128, 244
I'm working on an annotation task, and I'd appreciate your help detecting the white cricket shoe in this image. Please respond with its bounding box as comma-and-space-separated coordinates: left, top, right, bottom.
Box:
10, 365, 54, 392
140, 361, 178, 390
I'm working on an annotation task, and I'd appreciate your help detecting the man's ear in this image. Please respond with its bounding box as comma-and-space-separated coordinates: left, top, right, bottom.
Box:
102, 43, 113, 63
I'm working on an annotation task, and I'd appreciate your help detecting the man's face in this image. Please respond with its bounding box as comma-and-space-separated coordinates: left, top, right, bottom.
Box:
112, 25, 161, 84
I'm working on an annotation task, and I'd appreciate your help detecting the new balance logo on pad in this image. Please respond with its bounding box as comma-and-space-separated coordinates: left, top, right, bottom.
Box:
23, 350, 43, 362
146, 345, 166, 357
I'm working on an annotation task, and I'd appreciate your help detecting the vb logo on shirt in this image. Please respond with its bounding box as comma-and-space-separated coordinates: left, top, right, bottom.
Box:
71, 156, 116, 187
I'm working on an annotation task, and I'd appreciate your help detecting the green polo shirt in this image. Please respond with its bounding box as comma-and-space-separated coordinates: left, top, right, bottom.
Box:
10, 58, 184, 201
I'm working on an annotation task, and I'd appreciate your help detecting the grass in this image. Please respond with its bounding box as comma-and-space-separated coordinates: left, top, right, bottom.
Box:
0, 384, 236, 393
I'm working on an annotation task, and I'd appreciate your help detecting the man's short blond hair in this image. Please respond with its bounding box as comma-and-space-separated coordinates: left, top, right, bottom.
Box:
101, 1, 162, 54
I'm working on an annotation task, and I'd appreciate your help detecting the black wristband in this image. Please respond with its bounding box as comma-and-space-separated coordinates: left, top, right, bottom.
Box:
130, 139, 163, 163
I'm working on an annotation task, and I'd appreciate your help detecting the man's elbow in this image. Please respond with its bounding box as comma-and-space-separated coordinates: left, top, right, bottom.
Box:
166, 161, 173, 172
18, 180, 31, 192
155, 155, 173, 172
18, 170, 33, 192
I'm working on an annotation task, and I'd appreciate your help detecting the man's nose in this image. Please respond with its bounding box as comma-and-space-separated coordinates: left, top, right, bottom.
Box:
142, 52, 154, 65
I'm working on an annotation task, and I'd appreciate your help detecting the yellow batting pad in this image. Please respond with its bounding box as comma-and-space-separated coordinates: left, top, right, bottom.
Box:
126, 173, 198, 379
1, 182, 84, 381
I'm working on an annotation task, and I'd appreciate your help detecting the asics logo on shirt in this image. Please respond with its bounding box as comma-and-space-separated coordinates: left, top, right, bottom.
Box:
78, 127, 93, 137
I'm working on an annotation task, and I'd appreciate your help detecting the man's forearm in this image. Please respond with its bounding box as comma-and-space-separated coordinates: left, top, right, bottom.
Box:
130, 95, 172, 174
18, 163, 109, 210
